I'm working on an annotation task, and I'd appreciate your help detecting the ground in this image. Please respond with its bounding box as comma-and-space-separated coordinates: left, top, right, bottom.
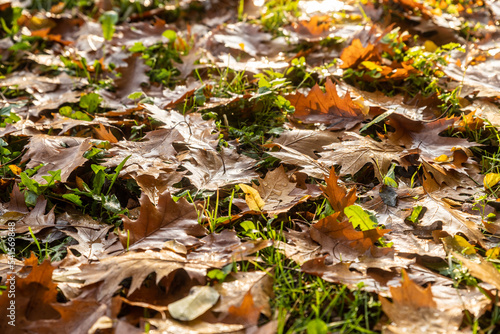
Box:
1, 0, 500, 333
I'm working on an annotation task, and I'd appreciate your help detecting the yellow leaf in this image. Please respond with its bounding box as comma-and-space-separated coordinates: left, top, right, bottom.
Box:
361, 61, 382, 72
8, 165, 22, 175
453, 235, 476, 255
434, 154, 451, 162
484, 173, 500, 188
441, 235, 476, 255
486, 247, 500, 259
239, 184, 265, 211
238, 43, 245, 51
424, 40, 438, 53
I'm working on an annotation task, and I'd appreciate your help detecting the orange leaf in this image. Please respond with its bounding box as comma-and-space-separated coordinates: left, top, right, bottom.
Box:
94, 124, 118, 143
321, 167, 357, 216
286, 78, 365, 130
310, 214, 391, 259
226, 291, 262, 326
340, 38, 378, 69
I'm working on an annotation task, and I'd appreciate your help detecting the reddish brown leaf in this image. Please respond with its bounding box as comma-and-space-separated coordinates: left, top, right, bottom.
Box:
0, 253, 60, 331
320, 167, 357, 217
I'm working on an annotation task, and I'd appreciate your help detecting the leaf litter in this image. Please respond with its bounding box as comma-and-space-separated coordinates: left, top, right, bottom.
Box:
1, 0, 500, 333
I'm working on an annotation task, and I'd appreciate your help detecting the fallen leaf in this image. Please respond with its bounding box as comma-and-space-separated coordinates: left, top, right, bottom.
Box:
120, 190, 206, 250
319, 132, 404, 181
114, 55, 150, 102
213, 271, 273, 318
239, 183, 265, 211
454, 253, 500, 291
320, 167, 357, 217
380, 269, 464, 334
310, 213, 391, 262
239, 165, 304, 214
286, 78, 365, 130
22, 135, 92, 183
181, 147, 258, 191
224, 291, 262, 326
267, 129, 340, 159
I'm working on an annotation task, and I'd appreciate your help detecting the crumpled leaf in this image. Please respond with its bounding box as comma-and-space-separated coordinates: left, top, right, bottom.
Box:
321, 167, 357, 217
239, 183, 265, 211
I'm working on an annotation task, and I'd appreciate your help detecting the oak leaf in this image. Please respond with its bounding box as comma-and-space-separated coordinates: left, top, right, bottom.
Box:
224, 291, 262, 326
0, 253, 59, 332
181, 147, 258, 191
319, 132, 404, 182
268, 129, 340, 159
120, 190, 206, 250
340, 38, 379, 69
380, 270, 463, 334
286, 78, 365, 130
266, 144, 330, 179
310, 213, 391, 262
114, 55, 150, 102
289, 15, 333, 42
320, 167, 357, 216
22, 135, 92, 183
416, 195, 484, 245
385, 115, 477, 161
69, 249, 211, 301
104, 128, 183, 177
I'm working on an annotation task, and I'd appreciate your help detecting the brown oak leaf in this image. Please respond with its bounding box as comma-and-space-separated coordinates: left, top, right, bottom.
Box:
22, 135, 92, 183
120, 190, 206, 250
380, 269, 463, 334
